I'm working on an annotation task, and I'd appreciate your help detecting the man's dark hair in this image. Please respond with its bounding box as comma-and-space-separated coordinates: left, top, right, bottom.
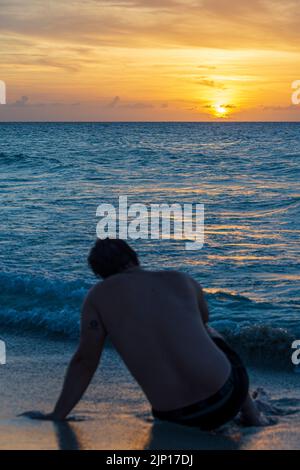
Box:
88, 238, 139, 279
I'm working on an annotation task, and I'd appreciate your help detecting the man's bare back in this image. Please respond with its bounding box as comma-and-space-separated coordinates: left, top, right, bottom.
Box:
22, 239, 264, 428
87, 266, 231, 411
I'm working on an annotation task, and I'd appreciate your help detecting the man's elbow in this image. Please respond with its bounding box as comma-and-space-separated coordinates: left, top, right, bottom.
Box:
71, 352, 99, 373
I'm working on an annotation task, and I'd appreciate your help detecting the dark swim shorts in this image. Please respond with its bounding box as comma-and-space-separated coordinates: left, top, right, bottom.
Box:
152, 337, 249, 430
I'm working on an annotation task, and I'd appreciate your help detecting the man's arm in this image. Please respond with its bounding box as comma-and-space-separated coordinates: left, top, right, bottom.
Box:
22, 289, 106, 421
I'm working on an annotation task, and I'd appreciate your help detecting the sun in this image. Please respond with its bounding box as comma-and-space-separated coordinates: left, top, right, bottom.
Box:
213, 103, 229, 118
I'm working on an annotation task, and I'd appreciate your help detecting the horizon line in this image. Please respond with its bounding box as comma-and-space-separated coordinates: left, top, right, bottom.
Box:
0, 120, 300, 124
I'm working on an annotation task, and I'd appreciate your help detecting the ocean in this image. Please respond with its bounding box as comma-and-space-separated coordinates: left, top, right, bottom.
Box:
0, 122, 299, 367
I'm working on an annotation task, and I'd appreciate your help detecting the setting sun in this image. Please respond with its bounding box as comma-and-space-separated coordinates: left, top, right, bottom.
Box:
212, 104, 230, 118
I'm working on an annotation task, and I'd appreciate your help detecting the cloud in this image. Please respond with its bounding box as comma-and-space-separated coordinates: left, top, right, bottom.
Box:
1, 0, 300, 51
6, 96, 82, 108
261, 104, 300, 111
119, 102, 154, 109
197, 65, 216, 70
12, 96, 29, 106
204, 103, 237, 109
9, 96, 48, 107
196, 77, 226, 89
106, 96, 154, 109
2, 55, 80, 72
107, 96, 121, 108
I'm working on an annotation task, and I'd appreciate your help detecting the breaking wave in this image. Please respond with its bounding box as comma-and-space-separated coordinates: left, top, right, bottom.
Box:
0, 272, 297, 370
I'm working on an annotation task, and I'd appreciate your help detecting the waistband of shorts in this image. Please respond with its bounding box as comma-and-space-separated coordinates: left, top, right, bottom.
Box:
152, 367, 235, 420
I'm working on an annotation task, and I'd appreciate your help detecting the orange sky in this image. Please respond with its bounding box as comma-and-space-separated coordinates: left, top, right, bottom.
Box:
0, 0, 300, 121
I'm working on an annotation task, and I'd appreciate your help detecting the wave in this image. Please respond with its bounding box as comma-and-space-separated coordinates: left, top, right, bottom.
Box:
210, 320, 296, 370
0, 272, 87, 339
0, 272, 297, 370
220, 196, 300, 219
205, 288, 257, 304
0, 151, 66, 169
0, 152, 30, 165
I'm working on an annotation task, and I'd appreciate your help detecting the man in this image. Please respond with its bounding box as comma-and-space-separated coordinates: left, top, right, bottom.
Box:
23, 238, 263, 429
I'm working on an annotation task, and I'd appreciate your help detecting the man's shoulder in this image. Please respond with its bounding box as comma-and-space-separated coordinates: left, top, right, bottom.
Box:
84, 281, 106, 304
153, 269, 191, 283
159, 269, 185, 277
88, 274, 126, 296
159, 270, 202, 290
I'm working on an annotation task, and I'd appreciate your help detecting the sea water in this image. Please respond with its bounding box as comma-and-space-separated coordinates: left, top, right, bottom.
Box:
0, 122, 299, 366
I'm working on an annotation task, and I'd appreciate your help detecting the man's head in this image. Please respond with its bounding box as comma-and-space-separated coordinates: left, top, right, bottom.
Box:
88, 238, 140, 279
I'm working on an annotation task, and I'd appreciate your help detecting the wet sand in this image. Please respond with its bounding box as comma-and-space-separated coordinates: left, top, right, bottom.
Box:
0, 332, 299, 450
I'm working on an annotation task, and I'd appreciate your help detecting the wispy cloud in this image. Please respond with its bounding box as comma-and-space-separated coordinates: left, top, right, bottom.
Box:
11, 95, 29, 106
106, 96, 154, 109
107, 96, 121, 108
196, 77, 226, 89
1, 0, 300, 50
262, 105, 299, 112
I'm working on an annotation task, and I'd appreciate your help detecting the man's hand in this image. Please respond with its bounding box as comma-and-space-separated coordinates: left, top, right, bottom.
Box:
19, 411, 64, 421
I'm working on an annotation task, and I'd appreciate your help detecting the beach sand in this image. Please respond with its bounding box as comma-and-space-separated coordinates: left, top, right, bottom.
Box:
0, 332, 299, 450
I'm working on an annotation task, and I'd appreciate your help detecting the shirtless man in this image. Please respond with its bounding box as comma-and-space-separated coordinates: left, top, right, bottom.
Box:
23, 238, 263, 429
